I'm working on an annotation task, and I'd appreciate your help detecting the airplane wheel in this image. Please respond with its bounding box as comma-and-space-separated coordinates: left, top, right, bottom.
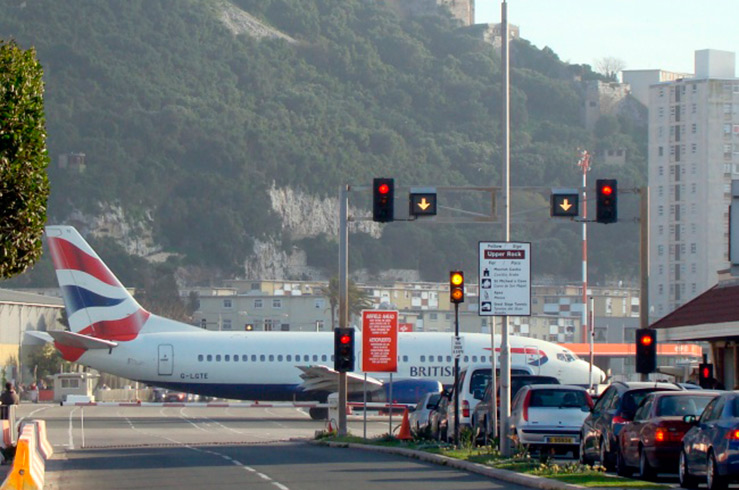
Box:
309, 407, 328, 420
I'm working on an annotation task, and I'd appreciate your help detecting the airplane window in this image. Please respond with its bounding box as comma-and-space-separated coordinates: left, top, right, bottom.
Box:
260, 355, 265, 362
557, 353, 566, 361
420, 355, 426, 362
225, 355, 230, 362
437, 356, 443, 362
252, 355, 257, 362
286, 355, 292, 362
198, 355, 203, 362
463, 356, 469, 362
321, 355, 327, 362
403, 356, 409, 362
207, 355, 213, 362
269, 355, 274, 362
234, 355, 239, 362
331, 355, 334, 361
446, 356, 452, 362
242, 355, 248, 362
216, 355, 222, 362
472, 356, 478, 363
277, 355, 283, 362
312, 355, 318, 362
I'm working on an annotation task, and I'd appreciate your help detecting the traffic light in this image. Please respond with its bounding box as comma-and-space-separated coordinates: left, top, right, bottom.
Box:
596, 179, 618, 224
372, 178, 394, 223
698, 363, 714, 388
635, 329, 657, 374
450, 271, 464, 304
334, 328, 355, 372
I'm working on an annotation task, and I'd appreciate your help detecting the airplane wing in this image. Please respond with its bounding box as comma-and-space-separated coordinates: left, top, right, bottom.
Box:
46, 330, 119, 350
296, 365, 383, 393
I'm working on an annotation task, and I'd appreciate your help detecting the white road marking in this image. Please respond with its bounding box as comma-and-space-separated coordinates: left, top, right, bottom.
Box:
68, 407, 78, 450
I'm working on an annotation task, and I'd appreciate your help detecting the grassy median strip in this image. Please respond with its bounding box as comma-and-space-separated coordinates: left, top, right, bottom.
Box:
315, 431, 669, 489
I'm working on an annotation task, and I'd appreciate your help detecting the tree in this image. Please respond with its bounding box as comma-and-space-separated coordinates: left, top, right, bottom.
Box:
0, 40, 49, 280
26, 343, 68, 382
320, 277, 373, 329
595, 56, 625, 82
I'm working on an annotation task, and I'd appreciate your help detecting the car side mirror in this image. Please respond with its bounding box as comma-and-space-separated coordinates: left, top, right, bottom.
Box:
683, 414, 698, 425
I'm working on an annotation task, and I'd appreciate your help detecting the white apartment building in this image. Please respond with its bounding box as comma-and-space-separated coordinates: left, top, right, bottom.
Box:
649, 50, 738, 320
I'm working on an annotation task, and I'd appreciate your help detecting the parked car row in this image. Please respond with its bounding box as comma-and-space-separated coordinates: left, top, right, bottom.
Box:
408, 372, 739, 489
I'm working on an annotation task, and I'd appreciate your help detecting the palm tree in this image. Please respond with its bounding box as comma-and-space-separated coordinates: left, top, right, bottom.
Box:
320, 277, 373, 329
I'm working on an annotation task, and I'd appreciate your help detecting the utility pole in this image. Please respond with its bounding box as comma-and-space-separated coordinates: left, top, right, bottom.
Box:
639, 186, 650, 381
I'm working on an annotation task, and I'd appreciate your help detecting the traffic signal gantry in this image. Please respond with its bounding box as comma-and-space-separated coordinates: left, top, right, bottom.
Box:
635, 328, 657, 374
334, 328, 355, 372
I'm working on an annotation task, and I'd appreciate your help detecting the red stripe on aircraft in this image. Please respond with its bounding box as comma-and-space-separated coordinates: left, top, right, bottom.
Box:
48, 236, 119, 286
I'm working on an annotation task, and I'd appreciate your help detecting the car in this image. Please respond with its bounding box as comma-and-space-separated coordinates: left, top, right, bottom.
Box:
579, 381, 684, 469
408, 391, 442, 433
445, 364, 535, 442
472, 374, 560, 444
615, 391, 719, 479
509, 384, 593, 458
163, 391, 186, 402
680, 391, 739, 490
429, 391, 450, 442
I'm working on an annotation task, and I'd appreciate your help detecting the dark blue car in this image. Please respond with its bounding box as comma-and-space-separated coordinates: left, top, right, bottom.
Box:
680, 391, 739, 490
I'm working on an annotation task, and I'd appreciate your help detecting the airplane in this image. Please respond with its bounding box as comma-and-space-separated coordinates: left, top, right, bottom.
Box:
34, 226, 606, 418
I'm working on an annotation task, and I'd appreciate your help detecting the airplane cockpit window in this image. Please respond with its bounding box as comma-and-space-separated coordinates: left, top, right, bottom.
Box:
557, 351, 578, 362
557, 353, 566, 361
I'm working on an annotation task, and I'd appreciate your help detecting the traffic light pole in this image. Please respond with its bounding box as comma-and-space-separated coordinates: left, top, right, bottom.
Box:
639, 186, 649, 382
338, 186, 349, 435
453, 302, 460, 446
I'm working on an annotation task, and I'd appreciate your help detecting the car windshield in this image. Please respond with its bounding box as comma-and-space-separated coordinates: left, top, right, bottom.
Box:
529, 389, 588, 409
657, 395, 713, 417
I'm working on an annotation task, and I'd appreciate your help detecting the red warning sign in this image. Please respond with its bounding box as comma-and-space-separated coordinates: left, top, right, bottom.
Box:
362, 310, 398, 373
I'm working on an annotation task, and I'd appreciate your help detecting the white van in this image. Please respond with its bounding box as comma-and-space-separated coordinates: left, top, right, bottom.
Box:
445, 364, 533, 441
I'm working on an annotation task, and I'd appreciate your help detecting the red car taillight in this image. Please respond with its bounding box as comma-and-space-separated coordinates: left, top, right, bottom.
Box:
725, 429, 739, 440
462, 400, 470, 418
655, 426, 683, 443
612, 415, 629, 425
523, 390, 532, 422
585, 393, 594, 410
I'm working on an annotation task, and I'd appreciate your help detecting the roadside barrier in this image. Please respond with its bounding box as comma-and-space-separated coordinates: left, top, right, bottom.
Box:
18, 421, 53, 460
0, 422, 50, 490
0, 420, 12, 454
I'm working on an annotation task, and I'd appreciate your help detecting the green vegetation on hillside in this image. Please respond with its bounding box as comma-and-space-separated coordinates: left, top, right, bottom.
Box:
0, 0, 646, 285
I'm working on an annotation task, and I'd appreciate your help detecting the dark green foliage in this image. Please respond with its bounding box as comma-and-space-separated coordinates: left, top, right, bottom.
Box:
0, 39, 50, 279
0, 0, 646, 284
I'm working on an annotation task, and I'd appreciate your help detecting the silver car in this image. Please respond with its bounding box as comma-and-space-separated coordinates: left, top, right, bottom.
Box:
509, 384, 593, 458
408, 392, 442, 432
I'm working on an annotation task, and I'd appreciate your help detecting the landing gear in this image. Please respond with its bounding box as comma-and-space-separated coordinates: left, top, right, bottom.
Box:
309, 407, 328, 420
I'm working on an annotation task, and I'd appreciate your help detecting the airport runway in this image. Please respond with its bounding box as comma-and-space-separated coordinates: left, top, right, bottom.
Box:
16, 404, 532, 490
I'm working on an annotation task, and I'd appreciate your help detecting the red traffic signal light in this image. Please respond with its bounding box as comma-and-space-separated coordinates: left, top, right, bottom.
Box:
635, 329, 656, 374
698, 363, 714, 388
372, 178, 395, 223
596, 179, 618, 224
334, 328, 355, 372
339, 333, 352, 344
450, 271, 464, 304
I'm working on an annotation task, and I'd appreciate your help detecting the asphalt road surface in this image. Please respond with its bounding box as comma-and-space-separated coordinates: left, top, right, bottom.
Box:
15, 404, 533, 490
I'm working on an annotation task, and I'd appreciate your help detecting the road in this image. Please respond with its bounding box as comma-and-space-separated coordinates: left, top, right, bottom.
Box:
15, 404, 532, 490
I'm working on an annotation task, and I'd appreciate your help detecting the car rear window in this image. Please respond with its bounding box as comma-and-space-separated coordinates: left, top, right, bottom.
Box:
622, 389, 670, 414
511, 377, 558, 399
426, 394, 441, 409
657, 395, 714, 417
469, 369, 491, 394
529, 389, 588, 408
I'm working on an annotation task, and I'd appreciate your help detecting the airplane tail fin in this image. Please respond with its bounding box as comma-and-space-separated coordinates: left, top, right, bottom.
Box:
45, 226, 150, 341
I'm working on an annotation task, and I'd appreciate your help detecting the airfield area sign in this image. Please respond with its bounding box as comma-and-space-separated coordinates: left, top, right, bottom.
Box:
478, 242, 531, 316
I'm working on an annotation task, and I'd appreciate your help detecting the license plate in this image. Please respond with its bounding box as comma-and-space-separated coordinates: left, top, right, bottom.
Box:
546, 437, 574, 444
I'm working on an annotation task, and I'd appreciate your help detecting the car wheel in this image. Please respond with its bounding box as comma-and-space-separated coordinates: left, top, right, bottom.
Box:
599, 437, 614, 471
707, 451, 728, 490
679, 450, 699, 489
579, 435, 593, 466
639, 447, 657, 480
616, 447, 632, 477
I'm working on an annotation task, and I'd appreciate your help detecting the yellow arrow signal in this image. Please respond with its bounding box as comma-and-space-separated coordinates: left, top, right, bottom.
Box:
417, 198, 431, 210
559, 199, 573, 211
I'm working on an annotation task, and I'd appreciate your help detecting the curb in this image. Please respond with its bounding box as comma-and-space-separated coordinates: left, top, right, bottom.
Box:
310, 440, 584, 490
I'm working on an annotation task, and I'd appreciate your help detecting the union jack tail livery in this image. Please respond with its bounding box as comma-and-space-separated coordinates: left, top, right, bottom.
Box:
46, 226, 150, 341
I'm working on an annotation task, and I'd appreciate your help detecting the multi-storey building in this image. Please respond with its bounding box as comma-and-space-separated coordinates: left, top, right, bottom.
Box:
649, 49, 738, 320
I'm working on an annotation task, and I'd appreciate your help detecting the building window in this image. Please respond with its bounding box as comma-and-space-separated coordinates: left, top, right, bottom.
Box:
658, 245, 664, 256
430, 313, 438, 320
222, 319, 232, 330
658, 146, 663, 157
314, 299, 325, 309
692, 123, 697, 134
273, 299, 282, 309
254, 299, 263, 309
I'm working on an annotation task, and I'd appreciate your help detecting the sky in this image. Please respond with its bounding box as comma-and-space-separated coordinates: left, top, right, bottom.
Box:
475, 0, 739, 76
